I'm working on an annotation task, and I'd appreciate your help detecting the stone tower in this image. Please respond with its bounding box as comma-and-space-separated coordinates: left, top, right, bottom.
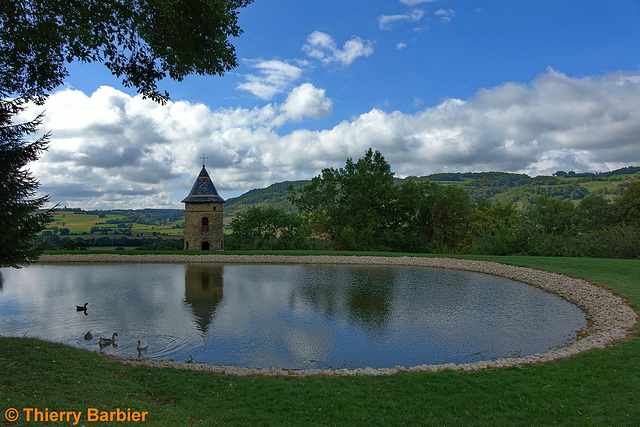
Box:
181, 163, 226, 250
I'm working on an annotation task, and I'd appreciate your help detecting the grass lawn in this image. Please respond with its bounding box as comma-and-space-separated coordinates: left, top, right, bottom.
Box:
1, 254, 639, 425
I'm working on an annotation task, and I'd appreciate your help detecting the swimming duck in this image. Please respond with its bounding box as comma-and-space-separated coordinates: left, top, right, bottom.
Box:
99, 332, 118, 346
76, 303, 88, 311
84, 331, 93, 340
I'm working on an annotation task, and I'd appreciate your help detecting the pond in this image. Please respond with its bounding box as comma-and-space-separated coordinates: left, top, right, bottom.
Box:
0, 263, 586, 370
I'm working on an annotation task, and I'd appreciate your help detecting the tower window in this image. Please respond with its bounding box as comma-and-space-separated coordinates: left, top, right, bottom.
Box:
202, 217, 209, 232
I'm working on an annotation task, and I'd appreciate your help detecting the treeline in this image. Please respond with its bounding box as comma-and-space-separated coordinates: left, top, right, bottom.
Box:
223, 166, 639, 215
226, 149, 640, 259
42, 236, 184, 250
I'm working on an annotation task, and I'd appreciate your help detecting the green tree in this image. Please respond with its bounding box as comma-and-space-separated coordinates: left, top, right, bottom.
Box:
337, 149, 398, 250
614, 181, 640, 225
576, 194, 615, 231
228, 207, 307, 250
429, 185, 474, 251
292, 149, 399, 251
1, 0, 254, 103
394, 179, 438, 252
288, 167, 341, 243
0, 100, 54, 267
526, 195, 577, 235
398, 181, 474, 253
470, 203, 526, 255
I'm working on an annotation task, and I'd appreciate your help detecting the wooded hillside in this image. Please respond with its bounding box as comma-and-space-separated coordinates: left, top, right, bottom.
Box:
224, 166, 640, 214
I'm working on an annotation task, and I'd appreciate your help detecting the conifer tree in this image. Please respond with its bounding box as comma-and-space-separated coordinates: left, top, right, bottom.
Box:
0, 99, 54, 267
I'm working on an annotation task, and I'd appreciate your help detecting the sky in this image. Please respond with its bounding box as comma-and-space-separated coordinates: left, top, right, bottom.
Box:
19, 0, 640, 209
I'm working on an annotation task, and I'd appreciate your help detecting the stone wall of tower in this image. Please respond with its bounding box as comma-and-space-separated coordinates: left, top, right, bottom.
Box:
183, 202, 224, 250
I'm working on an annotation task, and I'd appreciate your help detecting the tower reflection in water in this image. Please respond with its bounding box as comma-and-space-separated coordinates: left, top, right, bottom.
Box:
184, 264, 224, 336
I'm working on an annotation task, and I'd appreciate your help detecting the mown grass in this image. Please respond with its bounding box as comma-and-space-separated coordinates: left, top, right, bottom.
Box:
2, 254, 639, 425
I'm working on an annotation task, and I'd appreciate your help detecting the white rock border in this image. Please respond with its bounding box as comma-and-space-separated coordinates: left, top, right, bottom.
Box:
38, 254, 638, 376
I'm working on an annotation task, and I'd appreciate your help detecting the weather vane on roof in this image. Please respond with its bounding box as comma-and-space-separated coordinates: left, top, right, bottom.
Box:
200, 153, 208, 167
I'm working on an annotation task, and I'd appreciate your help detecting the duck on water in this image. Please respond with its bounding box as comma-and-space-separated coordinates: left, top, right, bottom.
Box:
99, 333, 118, 346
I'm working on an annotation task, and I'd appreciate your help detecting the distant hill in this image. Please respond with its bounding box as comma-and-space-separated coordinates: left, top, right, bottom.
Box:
223, 167, 640, 215
57, 167, 639, 219
223, 180, 309, 217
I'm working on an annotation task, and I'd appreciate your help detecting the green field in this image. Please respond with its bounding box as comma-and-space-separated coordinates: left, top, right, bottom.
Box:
1, 254, 639, 425
48, 211, 124, 233
47, 211, 184, 237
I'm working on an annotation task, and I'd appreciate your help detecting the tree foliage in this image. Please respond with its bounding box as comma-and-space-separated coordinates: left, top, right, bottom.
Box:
0, 99, 54, 267
282, 149, 640, 258
1, 0, 254, 103
614, 181, 640, 225
291, 149, 399, 251
227, 207, 308, 250
1, 0, 253, 266
396, 180, 474, 253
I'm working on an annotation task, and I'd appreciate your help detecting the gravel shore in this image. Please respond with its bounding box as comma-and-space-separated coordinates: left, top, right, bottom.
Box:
38, 254, 638, 376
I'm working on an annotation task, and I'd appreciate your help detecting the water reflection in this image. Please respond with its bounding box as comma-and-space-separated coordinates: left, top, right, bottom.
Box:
184, 264, 224, 335
0, 263, 586, 369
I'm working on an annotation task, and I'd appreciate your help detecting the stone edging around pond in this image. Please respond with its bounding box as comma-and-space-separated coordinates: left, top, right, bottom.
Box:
37, 254, 638, 376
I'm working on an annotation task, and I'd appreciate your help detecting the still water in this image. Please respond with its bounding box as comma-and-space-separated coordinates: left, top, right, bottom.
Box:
0, 263, 586, 369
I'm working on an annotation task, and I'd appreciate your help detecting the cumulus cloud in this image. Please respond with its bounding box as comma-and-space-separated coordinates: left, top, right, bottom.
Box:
237, 59, 305, 99
303, 31, 374, 65
23, 69, 640, 209
279, 83, 333, 122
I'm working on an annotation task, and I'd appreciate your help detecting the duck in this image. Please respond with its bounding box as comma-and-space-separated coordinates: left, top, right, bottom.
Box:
99, 332, 118, 346
137, 340, 148, 350
76, 302, 88, 311
84, 331, 93, 340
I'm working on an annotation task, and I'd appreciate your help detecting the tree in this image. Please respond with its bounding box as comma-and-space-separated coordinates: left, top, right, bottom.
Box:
526, 195, 577, 235
227, 207, 307, 250
337, 149, 398, 250
469, 202, 526, 255
0, 99, 54, 267
429, 185, 474, 251
394, 179, 437, 252
291, 149, 400, 251
1, 0, 254, 103
614, 181, 640, 225
575, 194, 615, 231
398, 180, 474, 253
1, 0, 253, 266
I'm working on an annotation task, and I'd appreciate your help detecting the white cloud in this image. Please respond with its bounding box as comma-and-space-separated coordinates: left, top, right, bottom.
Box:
24, 69, 640, 208
303, 31, 374, 65
237, 59, 305, 99
279, 83, 333, 122
379, 9, 425, 30
434, 8, 455, 23
396, 42, 407, 50
400, 0, 438, 5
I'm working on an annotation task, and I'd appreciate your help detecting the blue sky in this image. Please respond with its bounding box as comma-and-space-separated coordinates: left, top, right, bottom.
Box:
22, 0, 640, 209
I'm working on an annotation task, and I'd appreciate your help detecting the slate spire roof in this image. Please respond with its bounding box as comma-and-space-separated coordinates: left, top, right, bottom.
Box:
181, 166, 226, 203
